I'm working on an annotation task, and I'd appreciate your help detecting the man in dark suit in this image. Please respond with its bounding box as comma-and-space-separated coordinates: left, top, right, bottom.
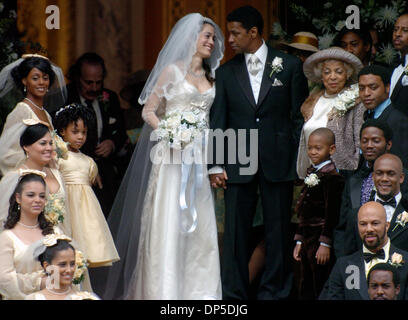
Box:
64, 52, 127, 217
342, 154, 408, 256
334, 120, 408, 257
209, 6, 309, 300
359, 64, 408, 167
322, 201, 408, 300
390, 14, 408, 114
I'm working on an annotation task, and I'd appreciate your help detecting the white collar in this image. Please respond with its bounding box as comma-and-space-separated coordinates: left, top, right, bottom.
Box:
313, 160, 332, 172
244, 40, 268, 66
375, 192, 402, 205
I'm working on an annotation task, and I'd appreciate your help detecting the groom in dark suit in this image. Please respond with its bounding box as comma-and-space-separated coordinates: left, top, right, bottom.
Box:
321, 201, 408, 300
209, 6, 309, 299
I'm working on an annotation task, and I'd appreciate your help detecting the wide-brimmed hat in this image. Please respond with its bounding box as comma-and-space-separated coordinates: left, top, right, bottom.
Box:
285, 31, 319, 52
303, 46, 363, 83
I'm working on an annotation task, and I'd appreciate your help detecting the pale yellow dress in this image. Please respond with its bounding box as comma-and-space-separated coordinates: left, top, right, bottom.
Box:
0, 102, 54, 175
0, 168, 72, 238
58, 151, 119, 268
0, 230, 43, 300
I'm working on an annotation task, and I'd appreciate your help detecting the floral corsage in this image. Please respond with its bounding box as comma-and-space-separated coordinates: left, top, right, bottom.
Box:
389, 252, 405, 268
44, 194, 65, 225
392, 211, 408, 232
330, 83, 359, 117
268, 56, 283, 78
304, 173, 320, 187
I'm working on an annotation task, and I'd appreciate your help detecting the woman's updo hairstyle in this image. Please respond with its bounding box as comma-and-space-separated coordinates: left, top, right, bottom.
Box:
11, 57, 56, 94
38, 239, 75, 268
20, 123, 50, 151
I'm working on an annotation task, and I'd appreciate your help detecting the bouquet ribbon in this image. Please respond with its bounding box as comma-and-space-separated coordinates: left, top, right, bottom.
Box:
179, 137, 204, 233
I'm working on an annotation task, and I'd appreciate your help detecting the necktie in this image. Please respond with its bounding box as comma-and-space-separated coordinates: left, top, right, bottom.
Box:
361, 171, 374, 205
399, 54, 406, 67
248, 54, 261, 76
376, 197, 397, 208
363, 110, 375, 121
363, 249, 385, 263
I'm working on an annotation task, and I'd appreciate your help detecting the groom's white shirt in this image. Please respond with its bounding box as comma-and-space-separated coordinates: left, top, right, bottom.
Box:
209, 41, 267, 175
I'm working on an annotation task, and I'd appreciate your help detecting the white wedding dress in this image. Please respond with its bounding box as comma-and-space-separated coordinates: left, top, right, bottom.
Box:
126, 69, 221, 300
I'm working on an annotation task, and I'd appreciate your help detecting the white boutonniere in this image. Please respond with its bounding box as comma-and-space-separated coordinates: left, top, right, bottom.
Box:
389, 252, 405, 268
268, 57, 283, 78
404, 64, 408, 76
304, 173, 320, 187
392, 211, 408, 232
330, 83, 359, 117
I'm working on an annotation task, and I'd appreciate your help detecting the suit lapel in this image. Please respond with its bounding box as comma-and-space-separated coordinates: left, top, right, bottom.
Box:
350, 174, 364, 208
391, 72, 404, 101
350, 253, 369, 300
257, 47, 274, 107
233, 56, 256, 109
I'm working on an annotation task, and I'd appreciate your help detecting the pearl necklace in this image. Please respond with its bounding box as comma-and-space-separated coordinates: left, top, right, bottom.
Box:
17, 221, 39, 229
46, 287, 71, 296
24, 97, 44, 111
187, 68, 205, 78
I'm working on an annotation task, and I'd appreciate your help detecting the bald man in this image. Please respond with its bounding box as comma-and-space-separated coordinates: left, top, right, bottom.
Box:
320, 201, 408, 300
343, 154, 408, 254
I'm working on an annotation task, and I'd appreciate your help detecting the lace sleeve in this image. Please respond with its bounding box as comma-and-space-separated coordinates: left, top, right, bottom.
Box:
141, 64, 179, 130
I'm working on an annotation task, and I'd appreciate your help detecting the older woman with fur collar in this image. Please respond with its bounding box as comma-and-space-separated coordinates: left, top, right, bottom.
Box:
297, 47, 365, 179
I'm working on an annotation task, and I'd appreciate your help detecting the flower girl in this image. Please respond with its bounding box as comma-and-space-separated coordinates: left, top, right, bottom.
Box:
54, 103, 119, 268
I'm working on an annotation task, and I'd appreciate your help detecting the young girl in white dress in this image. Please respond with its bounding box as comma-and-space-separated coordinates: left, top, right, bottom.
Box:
54, 103, 119, 268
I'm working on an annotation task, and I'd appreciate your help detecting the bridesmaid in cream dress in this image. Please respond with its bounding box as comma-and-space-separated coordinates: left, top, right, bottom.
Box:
0, 54, 66, 175
54, 103, 119, 268
0, 173, 61, 300
25, 236, 100, 300
0, 123, 72, 237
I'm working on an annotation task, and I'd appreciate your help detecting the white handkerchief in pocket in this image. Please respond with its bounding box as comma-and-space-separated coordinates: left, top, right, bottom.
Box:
402, 75, 408, 86
272, 78, 283, 87
109, 117, 117, 125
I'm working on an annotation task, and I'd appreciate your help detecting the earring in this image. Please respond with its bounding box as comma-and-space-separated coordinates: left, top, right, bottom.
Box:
17, 204, 20, 212
24, 86, 26, 93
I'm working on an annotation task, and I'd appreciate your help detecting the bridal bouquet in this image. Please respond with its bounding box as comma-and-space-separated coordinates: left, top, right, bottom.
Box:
155, 110, 207, 150
331, 84, 359, 117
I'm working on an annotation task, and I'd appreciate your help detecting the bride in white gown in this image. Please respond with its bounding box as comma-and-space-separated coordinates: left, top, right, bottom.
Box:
103, 13, 224, 300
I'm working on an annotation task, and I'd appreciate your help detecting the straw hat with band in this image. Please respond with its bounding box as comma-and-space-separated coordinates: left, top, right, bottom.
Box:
286, 32, 319, 53
303, 46, 363, 83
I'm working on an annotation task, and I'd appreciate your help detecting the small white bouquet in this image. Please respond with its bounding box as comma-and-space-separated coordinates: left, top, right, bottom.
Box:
155, 110, 207, 150
331, 83, 359, 117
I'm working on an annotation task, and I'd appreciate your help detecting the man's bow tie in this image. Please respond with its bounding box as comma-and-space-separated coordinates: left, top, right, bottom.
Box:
376, 197, 397, 208
363, 248, 385, 263
306, 166, 317, 175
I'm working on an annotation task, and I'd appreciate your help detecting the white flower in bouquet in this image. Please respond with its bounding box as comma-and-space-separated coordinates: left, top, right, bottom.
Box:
156, 110, 207, 150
